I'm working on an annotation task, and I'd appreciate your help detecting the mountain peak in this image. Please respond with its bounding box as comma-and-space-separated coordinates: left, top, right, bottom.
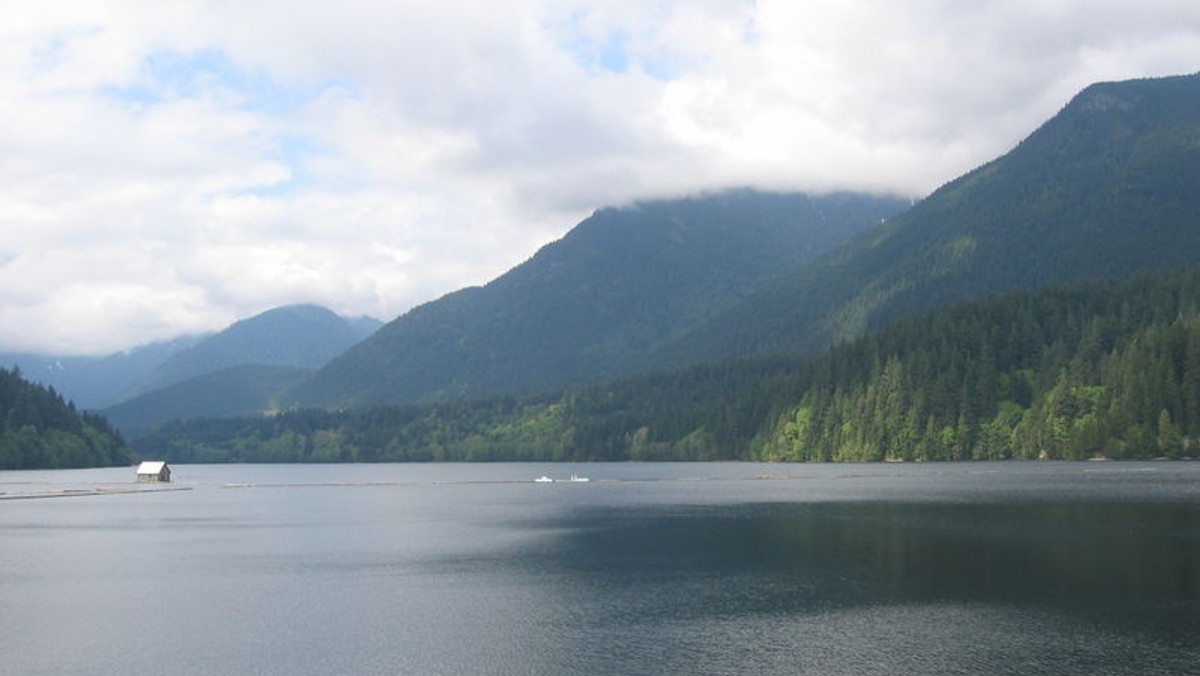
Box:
116, 303, 382, 402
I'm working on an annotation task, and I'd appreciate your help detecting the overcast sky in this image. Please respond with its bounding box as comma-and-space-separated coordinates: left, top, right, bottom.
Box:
3, 1, 1200, 355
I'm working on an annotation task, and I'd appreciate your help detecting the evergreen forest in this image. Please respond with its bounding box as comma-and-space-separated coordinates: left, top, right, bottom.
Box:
137, 267, 1200, 464
0, 368, 134, 469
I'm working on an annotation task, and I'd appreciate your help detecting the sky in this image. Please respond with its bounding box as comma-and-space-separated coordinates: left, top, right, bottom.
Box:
3, 1, 1200, 356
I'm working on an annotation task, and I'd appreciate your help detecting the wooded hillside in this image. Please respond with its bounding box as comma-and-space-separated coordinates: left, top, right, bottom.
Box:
138, 268, 1200, 463
0, 368, 133, 469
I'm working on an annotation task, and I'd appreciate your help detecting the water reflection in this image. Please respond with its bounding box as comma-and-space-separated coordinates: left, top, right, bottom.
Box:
2, 464, 1199, 676
506, 500, 1200, 674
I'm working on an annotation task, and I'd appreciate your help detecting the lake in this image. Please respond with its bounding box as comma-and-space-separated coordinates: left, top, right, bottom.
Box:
2, 461, 1198, 675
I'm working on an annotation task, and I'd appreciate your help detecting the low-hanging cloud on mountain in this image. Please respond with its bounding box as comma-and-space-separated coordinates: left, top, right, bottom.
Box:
2, 0, 1199, 354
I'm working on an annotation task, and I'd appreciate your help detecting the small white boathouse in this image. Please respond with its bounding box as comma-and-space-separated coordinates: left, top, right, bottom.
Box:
135, 461, 171, 483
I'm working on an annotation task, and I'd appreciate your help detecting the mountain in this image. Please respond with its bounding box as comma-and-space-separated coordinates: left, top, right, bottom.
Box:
0, 367, 133, 469
0, 335, 204, 410
104, 364, 313, 438
139, 73, 1200, 462
141, 267, 1200, 464
291, 74, 1200, 411
119, 304, 382, 402
290, 190, 910, 408
658, 73, 1200, 364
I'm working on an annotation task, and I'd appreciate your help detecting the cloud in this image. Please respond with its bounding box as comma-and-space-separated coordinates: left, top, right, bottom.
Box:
2, 0, 1200, 354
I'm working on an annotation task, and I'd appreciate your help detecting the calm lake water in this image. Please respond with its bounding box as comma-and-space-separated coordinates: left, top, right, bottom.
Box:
2, 461, 1198, 676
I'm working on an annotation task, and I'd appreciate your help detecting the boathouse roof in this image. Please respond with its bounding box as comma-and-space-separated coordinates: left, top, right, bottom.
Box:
136, 461, 167, 475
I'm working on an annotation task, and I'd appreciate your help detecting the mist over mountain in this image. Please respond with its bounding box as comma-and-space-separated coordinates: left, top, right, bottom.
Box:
289, 190, 910, 408
119, 304, 381, 403
104, 73, 1200, 462
0, 303, 382, 416
0, 335, 205, 410
286, 75, 1200, 412
656, 73, 1200, 364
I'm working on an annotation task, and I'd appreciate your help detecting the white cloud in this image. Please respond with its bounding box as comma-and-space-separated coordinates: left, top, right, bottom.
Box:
1, 0, 1200, 354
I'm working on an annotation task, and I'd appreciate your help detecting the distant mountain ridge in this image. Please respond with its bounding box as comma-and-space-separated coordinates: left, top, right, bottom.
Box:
93, 304, 381, 434
119, 304, 382, 402
0, 335, 206, 410
2, 304, 383, 413
288, 190, 910, 408
103, 364, 313, 438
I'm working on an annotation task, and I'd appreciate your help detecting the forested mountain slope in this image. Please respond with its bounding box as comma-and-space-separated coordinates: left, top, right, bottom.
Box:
141, 267, 1200, 464
757, 268, 1200, 462
103, 365, 313, 438
291, 190, 908, 408
657, 73, 1200, 364
0, 367, 133, 469
294, 74, 1200, 411
134, 74, 1200, 460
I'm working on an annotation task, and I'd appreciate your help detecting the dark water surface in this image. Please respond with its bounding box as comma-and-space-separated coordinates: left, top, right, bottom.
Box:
2, 462, 1198, 675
